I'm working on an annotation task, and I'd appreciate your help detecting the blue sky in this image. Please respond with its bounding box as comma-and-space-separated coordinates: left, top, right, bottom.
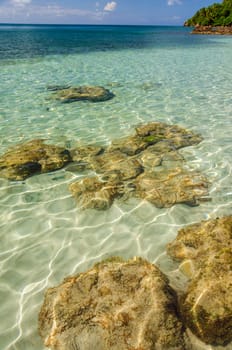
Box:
0, 0, 222, 25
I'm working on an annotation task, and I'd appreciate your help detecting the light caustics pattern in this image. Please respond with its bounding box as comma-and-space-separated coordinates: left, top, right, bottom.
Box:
0, 26, 232, 350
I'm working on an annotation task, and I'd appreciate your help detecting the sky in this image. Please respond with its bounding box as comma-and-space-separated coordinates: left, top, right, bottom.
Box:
0, 0, 222, 25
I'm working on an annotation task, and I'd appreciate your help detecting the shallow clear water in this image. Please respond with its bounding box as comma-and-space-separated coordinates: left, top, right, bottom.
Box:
0, 25, 231, 350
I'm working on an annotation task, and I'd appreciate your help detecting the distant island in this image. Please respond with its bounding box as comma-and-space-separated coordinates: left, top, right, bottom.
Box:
184, 0, 232, 34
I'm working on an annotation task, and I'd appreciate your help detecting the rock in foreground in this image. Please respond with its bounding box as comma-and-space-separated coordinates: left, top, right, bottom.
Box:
50, 85, 114, 103
0, 139, 71, 181
167, 216, 232, 346
39, 257, 188, 350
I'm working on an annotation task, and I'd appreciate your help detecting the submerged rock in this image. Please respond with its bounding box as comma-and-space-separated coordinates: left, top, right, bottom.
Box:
69, 145, 105, 172
69, 122, 209, 210
39, 257, 189, 350
90, 150, 127, 172
134, 167, 209, 208
91, 150, 144, 181
138, 81, 162, 91
109, 135, 150, 156
69, 176, 120, 210
137, 146, 184, 170
70, 145, 104, 162
0, 139, 72, 181
135, 122, 203, 149
1, 122, 208, 205
50, 85, 115, 103
167, 216, 232, 346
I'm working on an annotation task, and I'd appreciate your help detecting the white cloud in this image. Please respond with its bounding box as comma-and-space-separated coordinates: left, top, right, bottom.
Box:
11, 0, 31, 6
40, 5, 94, 18
167, 0, 182, 6
104, 1, 117, 12
0, 0, 118, 23
0, 1, 103, 21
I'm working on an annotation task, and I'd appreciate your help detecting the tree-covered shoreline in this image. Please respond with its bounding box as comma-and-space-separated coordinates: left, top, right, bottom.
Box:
184, 0, 232, 26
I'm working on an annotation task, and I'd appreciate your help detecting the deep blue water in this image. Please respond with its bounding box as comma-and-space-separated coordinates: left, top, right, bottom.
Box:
0, 24, 217, 59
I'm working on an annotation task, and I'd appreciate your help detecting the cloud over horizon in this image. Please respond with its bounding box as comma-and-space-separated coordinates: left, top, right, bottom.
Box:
0, 0, 213, 25
0, 0, 105, 22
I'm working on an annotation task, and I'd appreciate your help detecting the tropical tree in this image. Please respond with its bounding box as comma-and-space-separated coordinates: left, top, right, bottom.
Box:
185, 0, 232, 26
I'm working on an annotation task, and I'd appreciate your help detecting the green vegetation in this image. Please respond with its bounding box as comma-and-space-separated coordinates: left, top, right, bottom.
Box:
143, 135, 163, 144
185, 0, 232, 26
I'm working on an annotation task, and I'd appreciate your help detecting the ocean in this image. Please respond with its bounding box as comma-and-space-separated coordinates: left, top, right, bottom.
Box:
0, 24, 232, 350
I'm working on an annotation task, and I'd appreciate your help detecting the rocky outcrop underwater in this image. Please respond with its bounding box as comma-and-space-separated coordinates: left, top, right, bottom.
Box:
39, 257, 188, 350
191, 25, 232, 35
39, 215, 232, 350
70, 122, 209, 209
48, 85, 115, 103
0, 122, 210, 209
69, 122, 209, 210
167, 216, 232, 346
0, 139, 72, 181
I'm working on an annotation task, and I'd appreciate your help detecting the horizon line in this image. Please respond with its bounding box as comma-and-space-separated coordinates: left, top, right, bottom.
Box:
0, 22, 184, 27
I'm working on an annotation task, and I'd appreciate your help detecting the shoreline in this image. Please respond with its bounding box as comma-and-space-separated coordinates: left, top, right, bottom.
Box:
191, 25, 232, 35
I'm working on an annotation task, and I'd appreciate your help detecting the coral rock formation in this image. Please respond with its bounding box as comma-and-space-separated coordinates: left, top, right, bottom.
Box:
69, 122, 209, 210
50, 85, 114, 103
167, 216, 232, 346
0, 139, 71, 181
0, 122, 210, 211
39, 257, 188, 350
69, 176, 120, 210
134, 167, 209, 208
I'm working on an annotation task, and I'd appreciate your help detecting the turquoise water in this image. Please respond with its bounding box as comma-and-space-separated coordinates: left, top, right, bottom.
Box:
0, 25, 232, 350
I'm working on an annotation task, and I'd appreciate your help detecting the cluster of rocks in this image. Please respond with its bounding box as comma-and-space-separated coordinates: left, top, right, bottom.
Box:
191, 25, 232, 35
69, 122, 209, 210
38, 215, 232, 350
0, 122, 210, 210
48, 85, 115, 103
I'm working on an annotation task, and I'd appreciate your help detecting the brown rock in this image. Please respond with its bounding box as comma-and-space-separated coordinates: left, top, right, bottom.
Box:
39, 257, 189, 350
92, 150, 144, 181
50, 85, 114, 103
167, 216, 232, 262
91, 150, 127, 173
109, 122, 194, 156
134, 167, 209, 208
0, 139, 71, 181
109, 135, 150, 156
70, 145, 104, 162
68, 145, 104, 172
67, 122, 209, 210
135, 122, 203, 150
137, 146, 183, 170
167, 216, 232, 346
192, 25, 232, 35
69, 176, 120, 210
137, 150, 162, 169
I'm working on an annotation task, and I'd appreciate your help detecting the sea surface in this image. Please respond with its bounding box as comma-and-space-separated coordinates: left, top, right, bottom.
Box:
0, 24, 231, 350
